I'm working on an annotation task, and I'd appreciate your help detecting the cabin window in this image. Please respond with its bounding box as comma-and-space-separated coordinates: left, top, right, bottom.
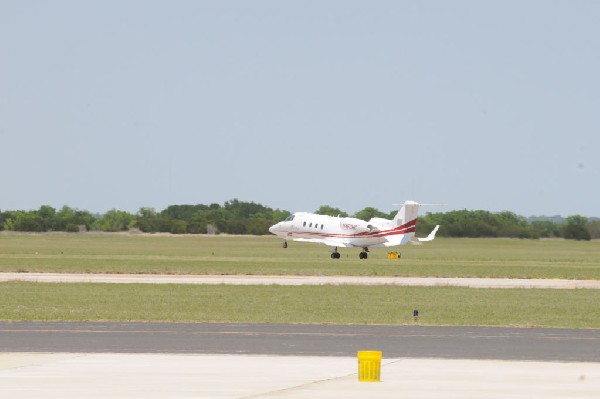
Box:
321, 224, 324, 230
303, 221, 306, 227
309, 223, 313, 227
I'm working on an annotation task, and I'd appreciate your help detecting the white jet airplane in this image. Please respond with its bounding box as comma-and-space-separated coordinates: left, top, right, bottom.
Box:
269, 200, 440, 259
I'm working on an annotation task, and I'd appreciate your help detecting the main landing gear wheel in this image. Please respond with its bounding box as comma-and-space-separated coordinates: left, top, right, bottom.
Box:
359, 247, 369, 259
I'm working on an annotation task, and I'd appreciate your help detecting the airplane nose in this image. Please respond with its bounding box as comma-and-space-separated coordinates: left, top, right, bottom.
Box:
268, 224, 276, 233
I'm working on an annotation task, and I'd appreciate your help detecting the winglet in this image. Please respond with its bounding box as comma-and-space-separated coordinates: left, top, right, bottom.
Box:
417, 225, 440, 242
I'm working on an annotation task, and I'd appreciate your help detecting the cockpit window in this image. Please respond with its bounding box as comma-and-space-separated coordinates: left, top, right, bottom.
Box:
284, 215, 295, 222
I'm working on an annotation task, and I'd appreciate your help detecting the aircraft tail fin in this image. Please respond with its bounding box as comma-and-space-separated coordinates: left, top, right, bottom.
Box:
391, 201, 442, 245
392, 201, 421, 227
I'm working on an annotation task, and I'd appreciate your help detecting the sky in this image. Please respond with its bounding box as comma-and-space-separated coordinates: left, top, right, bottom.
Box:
1, 1, 599, 217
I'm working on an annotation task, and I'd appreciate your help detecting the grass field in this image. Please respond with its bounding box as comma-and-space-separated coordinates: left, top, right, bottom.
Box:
1, 233, 599, 328
1, 233, 599, 279
1, 282, 599, 328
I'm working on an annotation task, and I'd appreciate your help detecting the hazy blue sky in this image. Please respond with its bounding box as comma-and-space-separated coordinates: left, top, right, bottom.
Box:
1, 1, 598, 217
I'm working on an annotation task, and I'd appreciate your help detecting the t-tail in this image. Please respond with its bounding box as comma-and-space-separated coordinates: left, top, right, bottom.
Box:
391, 201, 440, 245
393, 200, 421, 227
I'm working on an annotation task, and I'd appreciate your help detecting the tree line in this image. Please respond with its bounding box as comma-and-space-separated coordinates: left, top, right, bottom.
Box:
0, 199, 597, 240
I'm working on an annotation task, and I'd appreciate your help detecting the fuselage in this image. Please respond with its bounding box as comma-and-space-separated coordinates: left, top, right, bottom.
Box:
268, 212, 416, 248
269, 201, 439, 259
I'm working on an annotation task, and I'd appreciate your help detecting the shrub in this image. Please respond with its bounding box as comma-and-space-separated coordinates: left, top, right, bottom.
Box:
65, 224, 80, 233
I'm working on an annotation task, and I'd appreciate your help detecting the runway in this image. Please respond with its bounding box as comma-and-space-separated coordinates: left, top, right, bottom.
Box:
2, 322, 600, 362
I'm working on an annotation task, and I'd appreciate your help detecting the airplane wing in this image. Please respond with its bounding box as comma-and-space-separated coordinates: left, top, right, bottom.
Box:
383, 236, 405, 247
292, 237, 353, 248
324, 239, 352, 248
321, 238, 356, 248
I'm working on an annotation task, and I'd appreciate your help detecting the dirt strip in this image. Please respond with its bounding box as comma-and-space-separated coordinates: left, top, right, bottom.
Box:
1, 273, 600, 289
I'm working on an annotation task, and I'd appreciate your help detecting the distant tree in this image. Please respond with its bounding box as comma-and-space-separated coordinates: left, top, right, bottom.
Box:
564, 215, 591, 241
587, 221, 600, 239
93, 209, 135, 232
14, 212, 44, 232
246, 215, 272, 235
186, 221, 207, 234
155, 218, 175, 233
37, 205, 56, 230
138, 207, 157, 218
136, 208, 158, 232
2, 199, 593, 239
315, 205, 348, 217
271, 209, 291, 223
418, 209, 534, 238
54, 206, 94, 231
205, 207, 231, 233
353, 207, 388, 221
170, 220, 187, 234
2, 214, 15, 231
495, 211, 533, 238
530, 220, 562, 238
227, 219, 247, 234
161, 204, 208, 220
65, 224, 80, 233
0, 210, 8, 231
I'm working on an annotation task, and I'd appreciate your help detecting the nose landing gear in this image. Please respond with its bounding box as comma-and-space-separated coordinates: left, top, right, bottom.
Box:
330, 247, 341, 259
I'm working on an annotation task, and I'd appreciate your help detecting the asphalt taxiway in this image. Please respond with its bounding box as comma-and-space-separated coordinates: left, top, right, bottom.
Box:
2, 322, 600, 362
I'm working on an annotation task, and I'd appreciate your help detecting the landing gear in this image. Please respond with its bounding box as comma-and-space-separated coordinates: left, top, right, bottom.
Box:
283, 241, 288, 248
359, 247, 369, 259
330, 247, 341, 259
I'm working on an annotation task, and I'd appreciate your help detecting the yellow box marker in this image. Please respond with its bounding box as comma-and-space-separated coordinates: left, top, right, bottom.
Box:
357, 350, 382, 382
387, 252, 399, 259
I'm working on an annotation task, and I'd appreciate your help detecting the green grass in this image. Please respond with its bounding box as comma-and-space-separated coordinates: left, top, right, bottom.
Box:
1, 233, 599, 279
1, 282, 600, 328
2, 234, 599, 328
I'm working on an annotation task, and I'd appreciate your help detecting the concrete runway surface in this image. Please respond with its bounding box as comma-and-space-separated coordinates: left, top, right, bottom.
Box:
1, 353, 600, 398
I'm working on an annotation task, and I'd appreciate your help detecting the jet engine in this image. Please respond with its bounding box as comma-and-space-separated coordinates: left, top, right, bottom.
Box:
339, 218, 375, 233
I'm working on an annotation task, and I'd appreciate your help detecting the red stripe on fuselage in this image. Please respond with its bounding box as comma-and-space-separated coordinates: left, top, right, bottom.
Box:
281, 219, 417, 240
